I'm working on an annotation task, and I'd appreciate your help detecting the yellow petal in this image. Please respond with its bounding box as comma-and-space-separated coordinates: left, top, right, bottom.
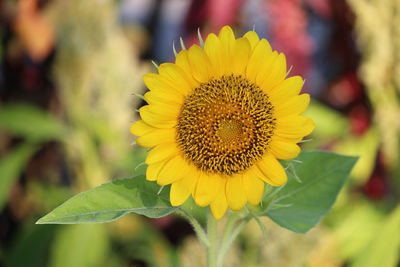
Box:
276, 136, 303, 143
188, 45, 211, 83
274, 94, 310, 117
269, 76, 304, 105
175, 49, 190, 69
136, 128, 176, 148
257, 154, 287, 186
226, 174, 247, 211
145, 142, 179, 164
243, 31, 260, 51
158, 63, 195, 94
218, 25, 235, 52
146, 160, 169, 181
130, 120, 155, 136
246, 39, 274, 82
175, 50, 198, 86
143, 91, 183, 106
231, 37, 251, 75
247, 164, 280, 187
218, 26, 235, 74
170, 168, 199, 206
210, 179, 228, 219
275, 115, 315, 139
148, 101, 181, 117
243, 174, 264, 206
193, 173, 222, 207
258, 53, 287, 92
157, 156, 191, 186
143, 73, 184, 96
144, 92, 182, 115
139, 105, 176, 128
269, 137, 301, 160
204, 33, 223, 76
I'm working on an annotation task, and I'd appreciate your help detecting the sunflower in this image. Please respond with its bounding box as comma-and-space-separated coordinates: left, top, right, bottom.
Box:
131, 26, 314, 219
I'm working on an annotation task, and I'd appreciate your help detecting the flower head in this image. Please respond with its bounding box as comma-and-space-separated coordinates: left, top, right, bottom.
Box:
131, 26, 314, 219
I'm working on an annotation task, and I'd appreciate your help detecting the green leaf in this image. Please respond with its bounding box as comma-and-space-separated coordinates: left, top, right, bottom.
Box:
263, 151, 358, 233
0, 143, 37, 210
0, 103, 65, 141
36, 175, 176, 224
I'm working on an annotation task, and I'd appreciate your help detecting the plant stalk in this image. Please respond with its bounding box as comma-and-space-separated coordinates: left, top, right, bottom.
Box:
177, 208, 210, 248
207, 210, 219, 267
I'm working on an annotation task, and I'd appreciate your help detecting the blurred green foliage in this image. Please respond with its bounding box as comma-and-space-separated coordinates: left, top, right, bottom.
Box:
49, 224, 109, 267
6, 225, 57, 267
0, 143, 37, 210
0, 0, 168, 266
0, 104, 65, 142
0, 0, 399, 266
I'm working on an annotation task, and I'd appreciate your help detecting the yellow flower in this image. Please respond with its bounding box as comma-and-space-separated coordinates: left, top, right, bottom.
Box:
131, 26, 314, 219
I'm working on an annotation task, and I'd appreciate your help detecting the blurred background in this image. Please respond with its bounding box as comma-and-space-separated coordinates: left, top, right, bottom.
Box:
0, 0, 399, 266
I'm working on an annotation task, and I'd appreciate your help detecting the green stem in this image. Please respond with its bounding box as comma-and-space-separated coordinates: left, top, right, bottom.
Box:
218, 215, 251, 266
177, 208, 210, 248
179, 208, 252, 267
217, 212, 238, 266
207, 210, 219, 267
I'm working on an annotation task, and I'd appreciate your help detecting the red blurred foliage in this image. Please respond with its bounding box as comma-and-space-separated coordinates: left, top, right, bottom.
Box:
363, 152, 387, 200
265, 0, 313, 77
184, 0, 209, 35
348, 104, 370, 136
363, 174, 386, 200
184, 0, 244, 46
325, 72, 370, 136
208, 0, 243, 30
329, 0, 357, 70
327, 72, 363, 108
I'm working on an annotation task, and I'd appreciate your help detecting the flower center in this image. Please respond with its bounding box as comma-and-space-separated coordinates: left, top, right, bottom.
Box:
218, 119, 242, 142
177, 74, 276, 176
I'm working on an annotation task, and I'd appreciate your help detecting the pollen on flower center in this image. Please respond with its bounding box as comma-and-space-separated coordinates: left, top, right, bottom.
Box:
177, 74, 276, 176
